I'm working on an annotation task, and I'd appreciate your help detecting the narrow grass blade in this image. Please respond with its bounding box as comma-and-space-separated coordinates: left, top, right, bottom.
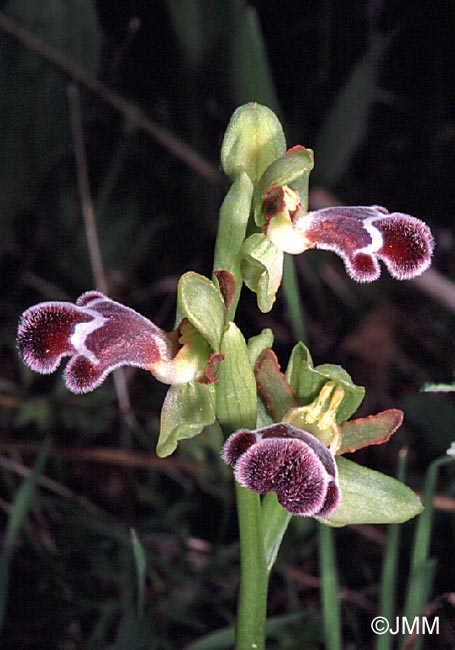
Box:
376, 448, 407, 650
185, 611, 306, 650
0, 437, 51, 631
130, 529, 146, 618
401, 454, 455, 648
231, 4, 281, 114
314, 35, 390, 187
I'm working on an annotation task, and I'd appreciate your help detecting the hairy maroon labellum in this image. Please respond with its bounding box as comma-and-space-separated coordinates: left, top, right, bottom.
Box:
17, 291, 174, 394
223, 423, 340, 517
296, 205, 434, 282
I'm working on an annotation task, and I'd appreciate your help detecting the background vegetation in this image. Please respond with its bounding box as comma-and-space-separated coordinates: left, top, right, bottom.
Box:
1, 1, 455, 648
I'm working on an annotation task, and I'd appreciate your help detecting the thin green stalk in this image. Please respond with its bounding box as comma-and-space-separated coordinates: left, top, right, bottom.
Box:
235, 483, 269, 650
282, 254, 307, 343
213, 175, 270, 650
377, 448, 408, 650
318, 524, 341, 650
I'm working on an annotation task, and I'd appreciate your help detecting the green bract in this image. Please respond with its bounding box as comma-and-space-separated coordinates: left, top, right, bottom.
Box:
240, 234, 283, 313
157, 380, 216, 458
213, 172, 253, 320
319, 457, 424, 527
216, 322, 257, 431
221, 103, 286, 183
253, 147, 314, 226
178, 272, 225, 352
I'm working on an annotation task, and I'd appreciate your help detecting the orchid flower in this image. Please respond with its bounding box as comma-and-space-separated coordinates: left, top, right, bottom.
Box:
223, 423, 341, 517
263, 186, 434, 282
17, 290, 208, 394
237, 142, 434, 312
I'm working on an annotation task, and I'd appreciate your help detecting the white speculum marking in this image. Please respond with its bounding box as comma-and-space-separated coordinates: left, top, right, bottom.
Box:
356, 216, 384, 254
70, 307, 108, 365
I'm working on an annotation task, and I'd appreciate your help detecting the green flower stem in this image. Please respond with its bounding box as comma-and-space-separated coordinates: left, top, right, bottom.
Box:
235, 483, 269, 650
282, 254, 307, 343
377, 448, 407, 650
213, 111, 312, 647
318, 524, 341, 650
213, 174, 270, 649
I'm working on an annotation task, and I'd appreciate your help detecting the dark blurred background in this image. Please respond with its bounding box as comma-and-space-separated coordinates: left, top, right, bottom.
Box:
1, 1, 455, 648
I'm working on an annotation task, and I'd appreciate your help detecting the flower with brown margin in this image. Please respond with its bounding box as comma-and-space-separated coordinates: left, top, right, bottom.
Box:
263, 187, 434, 282
17, 291, 207, 393
223, 423, 341, 517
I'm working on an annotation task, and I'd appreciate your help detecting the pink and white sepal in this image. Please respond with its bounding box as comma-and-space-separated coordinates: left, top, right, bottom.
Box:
223, 423, 341, 517
17, 291, 205, 394
263, 186, 434, 282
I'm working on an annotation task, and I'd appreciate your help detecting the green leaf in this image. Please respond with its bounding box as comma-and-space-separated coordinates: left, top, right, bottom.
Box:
338, 409, 403, 455
0, 0, 100, 218
403, 456, 455, 632
284, 342, 364, 423
319, 457, 423, 527
230, 6, 281, 115
314, 35, 390, 187
3, 438, 51, 552
253, 147, 314, 226
240, 233, 283, 313
166, 0, 221, 67
178, 272, 225, 352
261, 492, 292, 574
157, 381, 216, 457
216, 323, 256, 431
130, 530, 146, 618
213, 172, 254, 319
221, 103, 286, 183
0, 438, 51, 632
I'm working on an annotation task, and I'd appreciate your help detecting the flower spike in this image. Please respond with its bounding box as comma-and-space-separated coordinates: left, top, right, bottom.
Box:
17, 291, 203, 394
223, 423, 341, 517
